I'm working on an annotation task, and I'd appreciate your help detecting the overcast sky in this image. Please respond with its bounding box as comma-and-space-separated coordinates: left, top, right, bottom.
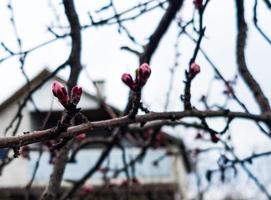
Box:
0, 0, 271, 198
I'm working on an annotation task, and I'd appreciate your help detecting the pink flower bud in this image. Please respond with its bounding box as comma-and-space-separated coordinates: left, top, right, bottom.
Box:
99, 167, 109, 174
138, 63, 151, 81
52, 81, 69, 106
135, 63, 151, 87
76, 133, 86, 141
195, 132, 203, 140
211, 134, 219, 143
155, 132, 165, 147
193, 0, 203, 9
132, 178, 140, 185
143, 129, 152, 139
121, 73, 135, 90
189, 62, 200, 79
121, 180, 129, 186
71, 85, 82, 105
20, 146, 30, 159
80, 185, 94, 196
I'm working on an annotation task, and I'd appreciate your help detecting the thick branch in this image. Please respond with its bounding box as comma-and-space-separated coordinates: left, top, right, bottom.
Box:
0, 110, 270, 149
263, 0, 271, 9
139, 0, 184, 64
235, 0, 271, 113
65, 0, 82, 90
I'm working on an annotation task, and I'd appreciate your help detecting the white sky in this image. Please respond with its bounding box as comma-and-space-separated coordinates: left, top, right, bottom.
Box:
0, 0, 271, 198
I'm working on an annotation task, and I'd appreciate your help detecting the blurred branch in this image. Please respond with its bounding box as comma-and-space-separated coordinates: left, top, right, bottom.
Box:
184, 32, 270, 136
209, 141, 271, 199
253, 0, 271, 44
85, 0, 168, 28
183, 28, 205, 110
69, 137, 111, 163
235, 0, 271, 114
262, 0, 271, 9
60, 128, 120, 200
83, 66, 118, 119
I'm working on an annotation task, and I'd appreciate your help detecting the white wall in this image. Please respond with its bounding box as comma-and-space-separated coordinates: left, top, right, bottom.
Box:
0, 101, 31, 187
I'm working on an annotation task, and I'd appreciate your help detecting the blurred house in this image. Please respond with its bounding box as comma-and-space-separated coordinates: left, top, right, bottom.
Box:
0, 69, 191, 199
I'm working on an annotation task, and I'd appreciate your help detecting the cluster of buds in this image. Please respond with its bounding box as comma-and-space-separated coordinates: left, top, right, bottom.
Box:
193, 0, 203, 9
188, 62, 200, 80
52, 81, 82, 108
121, 63, 151, 91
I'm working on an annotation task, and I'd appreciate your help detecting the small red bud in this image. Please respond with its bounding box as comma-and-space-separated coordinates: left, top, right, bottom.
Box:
99, 167, 109, 174
71, 85, 82, 105
120, 180, 129, 186
143, 129, 152, 140
195, 132, 203, 140
193, 0, 203, 9
121, 73, 135, 90
20, 146, 30, 159
52, 81, 69, 107
80, 185, 94, 196
211, 134, 220, 143
138, 63, 151, 80
155, 132, 165, 147
136, 63, 151, 87
189, 62, 200, 79
132, 178, 140, 185
76, 133, 86, 141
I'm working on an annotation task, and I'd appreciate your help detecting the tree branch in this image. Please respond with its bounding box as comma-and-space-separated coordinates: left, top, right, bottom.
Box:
235, 0, 271, 114
0, 110, 270, 149
140, 0, 184, 64
40, 0, 82, 199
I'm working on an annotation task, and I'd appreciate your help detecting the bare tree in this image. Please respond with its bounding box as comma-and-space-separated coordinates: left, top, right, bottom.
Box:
0, 0, 271, 199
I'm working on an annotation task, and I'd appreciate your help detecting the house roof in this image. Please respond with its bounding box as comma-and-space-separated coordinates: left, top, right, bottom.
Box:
0, 68, 119, 113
